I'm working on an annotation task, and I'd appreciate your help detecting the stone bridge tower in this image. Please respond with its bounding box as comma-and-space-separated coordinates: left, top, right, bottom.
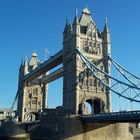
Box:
17, 53, 48, 122
63, 6, 111, 115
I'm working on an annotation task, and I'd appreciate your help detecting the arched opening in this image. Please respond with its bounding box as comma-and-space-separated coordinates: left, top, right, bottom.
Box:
84, 102, 92, 114
32, 112, 40, 120
80, 98, 105, 115
25, 112, 40, 122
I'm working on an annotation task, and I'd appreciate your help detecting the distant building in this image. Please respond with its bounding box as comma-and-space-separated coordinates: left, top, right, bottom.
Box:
0, 108, 13, 120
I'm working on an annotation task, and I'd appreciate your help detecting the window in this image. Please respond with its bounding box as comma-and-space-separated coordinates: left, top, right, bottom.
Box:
92, 43, 96, 48
89, 79, 92, 86
24, 108, 26, 112
85, 46, 89, 52
92, 32, 96, 37
82, 62, 85, 67
32, 97, 37, 104
93, 79, 96, 86
85, 41, 88, 46
100, 66, 104, 71
89, 42, 92, 47
97, 44, 101, 54
38, 102, 41, 108
29, 94, 32, 99
88, 31, 92, 37
98, 82, 100, 87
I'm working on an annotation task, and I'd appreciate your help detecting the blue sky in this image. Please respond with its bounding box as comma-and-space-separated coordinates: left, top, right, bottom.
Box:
0, 0, 140, 111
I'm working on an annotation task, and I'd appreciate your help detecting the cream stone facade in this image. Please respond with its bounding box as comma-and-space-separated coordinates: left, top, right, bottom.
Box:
63, 7, 111, 115
17, 53, 48, 122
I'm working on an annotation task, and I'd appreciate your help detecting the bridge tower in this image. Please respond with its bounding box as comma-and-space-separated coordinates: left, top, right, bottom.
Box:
17, 52, 48, 122
63, 6, 111, 115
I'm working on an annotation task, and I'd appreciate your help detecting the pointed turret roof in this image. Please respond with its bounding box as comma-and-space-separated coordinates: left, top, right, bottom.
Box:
73, 9, 79, 25
73, 15, 79, 25
83, 5, 90, 15
32, 52, 38, 57
20, 59, 23, 67
64, 18, 69, 32
79, 6, 95, 26
28, 52, 40, 68
23, 56, 28, 66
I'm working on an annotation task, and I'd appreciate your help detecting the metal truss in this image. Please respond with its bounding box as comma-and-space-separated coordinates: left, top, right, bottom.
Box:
109, 56, 140, 87
77, 49, 140, 103
8, 91, 18, 115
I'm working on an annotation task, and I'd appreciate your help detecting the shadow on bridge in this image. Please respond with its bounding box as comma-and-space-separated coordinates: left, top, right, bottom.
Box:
29, 112, 138, 140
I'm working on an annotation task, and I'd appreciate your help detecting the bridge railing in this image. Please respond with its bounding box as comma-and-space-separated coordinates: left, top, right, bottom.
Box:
81, 110, 140, 122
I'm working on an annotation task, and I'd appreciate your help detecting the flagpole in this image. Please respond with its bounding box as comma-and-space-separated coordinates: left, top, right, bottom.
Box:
45, 48, 50, 60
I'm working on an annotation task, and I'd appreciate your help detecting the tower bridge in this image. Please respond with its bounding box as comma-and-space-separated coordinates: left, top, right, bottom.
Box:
6, 6, 140, 140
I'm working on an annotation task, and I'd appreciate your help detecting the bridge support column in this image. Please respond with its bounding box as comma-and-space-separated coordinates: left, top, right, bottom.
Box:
30, 115, 134, 140
84, 122, 133, 140
41, 83, 48, 110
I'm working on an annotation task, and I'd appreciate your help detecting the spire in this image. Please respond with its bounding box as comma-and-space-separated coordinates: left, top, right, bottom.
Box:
64, 18, 69, 33
32, 52, 38, 57
24, 56, 28, 75
80, 6, 94, 26
103, 18, 111, 57
28, 51, 40, 70
19, 59, 23, 76
24, 56, 28, 66
103, 18, 109, 33
73, 9, 79, 25
75, 9, 78, 17
65, 18, 69, 26
20, 59, 23, 67
82, 5, 90, 15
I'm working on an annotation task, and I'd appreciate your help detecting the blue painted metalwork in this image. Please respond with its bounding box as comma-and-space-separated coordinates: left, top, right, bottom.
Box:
23, 49, 63, 82
109, 55, 140, 87
81, 110, 140, 122
76, 48, 140, 103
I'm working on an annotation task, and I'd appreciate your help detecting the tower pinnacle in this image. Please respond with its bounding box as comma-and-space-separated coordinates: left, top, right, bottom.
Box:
73, 10, 79, 25
82, 5, 90, 15
104, 17, 109, 33
75, 9, 78, 16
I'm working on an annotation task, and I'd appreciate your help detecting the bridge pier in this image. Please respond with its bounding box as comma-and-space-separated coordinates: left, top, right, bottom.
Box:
83, 122, 133, 140
0, 121, 30, 139
30, 114, 134, 140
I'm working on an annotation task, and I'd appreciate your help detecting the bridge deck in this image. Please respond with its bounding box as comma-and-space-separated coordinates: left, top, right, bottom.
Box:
81, 110, 140, 122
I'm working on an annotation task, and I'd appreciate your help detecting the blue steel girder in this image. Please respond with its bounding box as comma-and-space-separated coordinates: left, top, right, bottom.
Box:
81, 110, 140, 122
77, 49, 140, 103
109, 56, 140, 87
23, 49, 63, 82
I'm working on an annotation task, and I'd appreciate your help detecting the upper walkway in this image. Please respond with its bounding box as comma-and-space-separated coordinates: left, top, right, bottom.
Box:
24, 49, 63, 82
